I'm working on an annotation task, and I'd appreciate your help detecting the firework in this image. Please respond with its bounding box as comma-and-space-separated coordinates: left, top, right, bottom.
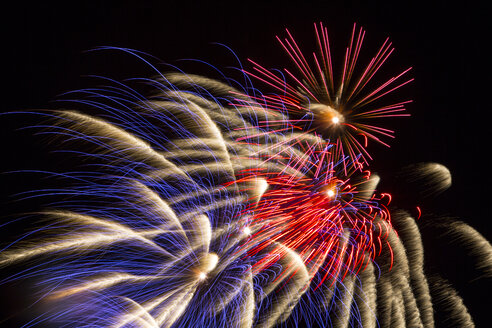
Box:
1, 25, 490, 328
233, 140, 392, 287
240, 22, 413, 169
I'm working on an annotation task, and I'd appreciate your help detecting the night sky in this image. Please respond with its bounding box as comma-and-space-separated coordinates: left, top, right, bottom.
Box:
1, 1, 489, 326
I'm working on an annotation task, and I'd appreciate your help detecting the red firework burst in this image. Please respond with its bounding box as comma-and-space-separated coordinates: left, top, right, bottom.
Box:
239, 22, 413, 169
232, 140, 394, 286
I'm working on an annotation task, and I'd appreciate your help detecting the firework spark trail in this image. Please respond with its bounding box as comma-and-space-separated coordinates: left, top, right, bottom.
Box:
391, 213, 434, 327
353, 258, 377, 328
2, 69, 329, 327
426, 275, 475, 327
1, 24, 491, 328
0, 83, 256, 326
160, 73, 322, 176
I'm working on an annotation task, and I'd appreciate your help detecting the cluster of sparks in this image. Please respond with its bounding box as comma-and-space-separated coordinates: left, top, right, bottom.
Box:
240, 22, 412, 168
234, 141, 394, 289
233, 22, 411, 285
0, 22, 414, 327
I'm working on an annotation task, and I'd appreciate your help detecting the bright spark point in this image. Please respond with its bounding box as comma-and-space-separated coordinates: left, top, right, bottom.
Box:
326, 189, 335, 197
196, 253, 218, 281
203, 253, 219, 273
309, 103, 344, 128
243, 227, 252, 235
256, 178, 268, 197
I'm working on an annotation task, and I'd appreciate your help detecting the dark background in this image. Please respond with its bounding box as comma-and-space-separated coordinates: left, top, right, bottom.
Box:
1, 0, 489, 327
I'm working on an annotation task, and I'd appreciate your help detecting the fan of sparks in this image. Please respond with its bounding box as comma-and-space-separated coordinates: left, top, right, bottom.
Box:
0, 23, 420, 328
232, 139, 394, 288
241, 22, 413, 168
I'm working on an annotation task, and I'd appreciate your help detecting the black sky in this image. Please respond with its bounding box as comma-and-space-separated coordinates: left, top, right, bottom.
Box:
1, 0, 489, 326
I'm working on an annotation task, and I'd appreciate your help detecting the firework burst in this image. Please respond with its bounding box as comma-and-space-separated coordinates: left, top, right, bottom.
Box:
1, 24, 490, 328
241, 22, 413, 168
232, 138, 393, 290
